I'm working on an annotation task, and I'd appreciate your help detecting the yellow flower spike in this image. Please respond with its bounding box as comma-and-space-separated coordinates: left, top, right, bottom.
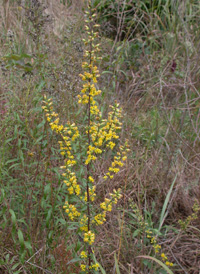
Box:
84, 186, 96, 202
42, 3, 127, 272
84, 231, 95, 245
80, 214, 88, 232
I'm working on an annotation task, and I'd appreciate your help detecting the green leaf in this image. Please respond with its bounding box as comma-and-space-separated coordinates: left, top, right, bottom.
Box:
46, 208, 52, 227
75, 241, 82, 252
24, 241, 33, 254
37, 80, 46, 92
20, 53, 33, 59
66, 257, 82, 265
4, 54, 21, 61
5, 158, 18, 165
11, 262, 20, 270
4, 53, 32, 61
158, 174, 177, 232
5, 253, 10, 263
56, 218, 67, 225
114, 253, 120, 274
132, 229, 140, 238
33, 135, 44, 145
36, 120, 45, 129
19, 249, 26, 263
102, 70, 114, 75
0, 188, 5, 201
9, 209, 17, 225
18, 229, 25, 248
48, 230, 54, 242
44, 184, 51, 196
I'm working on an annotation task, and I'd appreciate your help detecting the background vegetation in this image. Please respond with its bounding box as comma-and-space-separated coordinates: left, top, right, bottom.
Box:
0, 0, 199, 273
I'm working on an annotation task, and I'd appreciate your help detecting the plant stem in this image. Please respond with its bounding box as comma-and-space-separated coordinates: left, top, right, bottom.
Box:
86, 7, 93, 271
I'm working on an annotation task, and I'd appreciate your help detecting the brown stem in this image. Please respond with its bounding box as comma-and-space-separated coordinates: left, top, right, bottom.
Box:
86, 10, 93, 272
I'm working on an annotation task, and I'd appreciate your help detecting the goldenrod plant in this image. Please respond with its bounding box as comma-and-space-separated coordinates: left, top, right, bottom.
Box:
42, 1, 128, 273
130, 203, 174, 271
178, 200, 200, 231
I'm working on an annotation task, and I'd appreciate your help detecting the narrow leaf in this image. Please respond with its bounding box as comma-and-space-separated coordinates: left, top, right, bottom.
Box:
114, 253, 121, 274
158, 174, 177, 232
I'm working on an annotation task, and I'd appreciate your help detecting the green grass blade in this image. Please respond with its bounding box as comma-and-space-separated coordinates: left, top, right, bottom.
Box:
114, 252, 120, 274
158, 174, 177, 232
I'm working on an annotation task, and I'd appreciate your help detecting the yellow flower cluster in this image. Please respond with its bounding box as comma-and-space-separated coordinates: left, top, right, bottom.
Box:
84, 230, 95, 245
90, 263, 99, 271
178, 200, 200, 231
161, 253, 173, 267
85, 145, 102, 165
43, 2, 126, 273
84, 186, 96, 202
43, 97, 82, 226
104, 141, 129, 179
92, 190, 122, 227
130, 203, 174, 269
80, 251, 87, 258
89, 103, 122, 149
146, 230, 161, 254
80, 263, 99, 272
92, 211, 106, 226
63, 201, 80, 220
100, 198, 112, 212
80, 214, 88, 232
61, 166, 81, 196
42, 98, 79, 168
146, 229, 173, 266
80, 264, 86, 272
88, 176, 94, 182
100, 189, 122, 212
78, 26, 101, 107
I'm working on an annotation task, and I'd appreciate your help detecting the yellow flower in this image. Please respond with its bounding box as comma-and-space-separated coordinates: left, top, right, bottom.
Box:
80, 215, 88, 232
93, 212, 106, 225
84, 186, 96, 202
88, 176, 94, 182
92, 263, 99, 270
166, 261, 173, 266
63, 202, 80, 220
161, 253, 168, 260
80, 251, 87, 258
80, 264, 86, 271
84, 231, 95, 245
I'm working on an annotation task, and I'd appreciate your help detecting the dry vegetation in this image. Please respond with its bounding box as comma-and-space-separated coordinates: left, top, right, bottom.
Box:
0, 0, 200, 273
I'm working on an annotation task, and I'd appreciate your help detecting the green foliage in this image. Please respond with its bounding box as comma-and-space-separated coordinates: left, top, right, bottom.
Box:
127, 199, 176, 273
3, 53, 33, 72
93, 0, 183, 39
